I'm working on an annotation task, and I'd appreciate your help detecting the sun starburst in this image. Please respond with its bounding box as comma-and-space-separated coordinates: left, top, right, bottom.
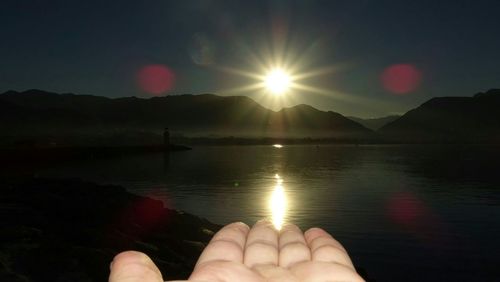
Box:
264, 69, 291, 95
207, 19, 369, 112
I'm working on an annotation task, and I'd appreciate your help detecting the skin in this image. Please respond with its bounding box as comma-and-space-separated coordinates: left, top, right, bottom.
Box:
109, 220, 365, 282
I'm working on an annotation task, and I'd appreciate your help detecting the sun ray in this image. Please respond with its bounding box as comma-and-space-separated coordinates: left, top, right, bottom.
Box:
285, 38, 325, 74
290, 65, 345, 81
291, 82, 397, 110
215, 65, 265, 80
217, 83, 264, 95
204, 21, 361, 111
290, 82, 363, 103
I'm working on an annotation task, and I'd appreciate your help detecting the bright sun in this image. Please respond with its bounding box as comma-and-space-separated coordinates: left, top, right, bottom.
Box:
264, 69, 291, 95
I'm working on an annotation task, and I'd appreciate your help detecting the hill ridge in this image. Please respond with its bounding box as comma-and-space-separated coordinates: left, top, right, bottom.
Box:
0, 89, 373, 145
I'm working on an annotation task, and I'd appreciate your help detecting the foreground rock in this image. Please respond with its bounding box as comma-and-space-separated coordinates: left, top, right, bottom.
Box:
0, 178, 221, 281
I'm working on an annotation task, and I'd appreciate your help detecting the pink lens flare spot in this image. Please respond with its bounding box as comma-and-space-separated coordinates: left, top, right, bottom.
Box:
129, 197, 174, 231
386, 192, 450, 246
137, 65, 175, 95
381, 64, 422, 94
387, 192, 425, 225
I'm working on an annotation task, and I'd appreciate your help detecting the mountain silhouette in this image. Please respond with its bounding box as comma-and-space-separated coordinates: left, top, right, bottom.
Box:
0, 89, 373, 145
347, 115, 400, 131
379, 89, 500, 143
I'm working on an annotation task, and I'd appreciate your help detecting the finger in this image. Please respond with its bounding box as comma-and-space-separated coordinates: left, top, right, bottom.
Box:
290, 261, 365, 282
304, 228, 354, 269
304, 228, 347, 252
278, 224, 311, 268
109, 251, 163, 282
194, 222, 249, 269
244, 220, 279, 268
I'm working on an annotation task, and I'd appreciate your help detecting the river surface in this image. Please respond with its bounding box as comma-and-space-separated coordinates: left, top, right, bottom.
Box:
34, 145, 500, 281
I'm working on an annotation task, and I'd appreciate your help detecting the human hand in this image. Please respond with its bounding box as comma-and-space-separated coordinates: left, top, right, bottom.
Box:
109, 220, 364, 282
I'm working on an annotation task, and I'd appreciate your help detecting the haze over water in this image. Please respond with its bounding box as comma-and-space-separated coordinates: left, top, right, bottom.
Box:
35, 145, 500, 281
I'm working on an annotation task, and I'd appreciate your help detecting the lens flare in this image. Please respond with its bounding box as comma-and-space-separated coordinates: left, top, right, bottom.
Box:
269, 174, 287, 230
189, 33, 215, 66
137, 64, 175, 95
381, 64, 421, 94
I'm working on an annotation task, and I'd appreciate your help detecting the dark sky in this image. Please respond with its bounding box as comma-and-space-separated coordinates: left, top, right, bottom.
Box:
1, 0, 499, 117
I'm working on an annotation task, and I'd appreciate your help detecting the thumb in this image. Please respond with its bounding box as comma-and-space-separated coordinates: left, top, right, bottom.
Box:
109, 251, 164, 282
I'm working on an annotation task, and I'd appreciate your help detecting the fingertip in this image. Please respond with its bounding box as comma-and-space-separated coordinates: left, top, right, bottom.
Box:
254, 219, 274, 228
304, 227, 328, 235
112, 251, 151, 266
227, 221, 250, 232
305, 228, 349, 256
280, 223, 302, 234
196, 223, 250, 267
244, 220, 279, 268
213, 222, 250, 244
304, 227, 331, 243
109, 251, 163, 282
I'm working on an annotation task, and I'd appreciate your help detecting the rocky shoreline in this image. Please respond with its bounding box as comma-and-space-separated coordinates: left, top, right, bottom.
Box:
0, 178, 220, 281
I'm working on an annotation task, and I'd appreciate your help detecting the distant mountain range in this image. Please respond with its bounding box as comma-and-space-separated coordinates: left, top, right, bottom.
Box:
347, 115, 400, 131
1, 88, 500, 145
379, 89, 500, 143
0, 89, 372, 146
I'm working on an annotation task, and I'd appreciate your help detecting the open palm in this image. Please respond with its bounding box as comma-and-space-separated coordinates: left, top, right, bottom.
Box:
109, 221, 364, 282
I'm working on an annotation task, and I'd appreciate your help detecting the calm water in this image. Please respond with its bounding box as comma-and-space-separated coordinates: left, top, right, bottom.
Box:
35, 145, 500, 281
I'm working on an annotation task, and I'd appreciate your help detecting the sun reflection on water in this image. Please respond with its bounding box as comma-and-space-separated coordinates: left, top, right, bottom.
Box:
269, 174, 287, 230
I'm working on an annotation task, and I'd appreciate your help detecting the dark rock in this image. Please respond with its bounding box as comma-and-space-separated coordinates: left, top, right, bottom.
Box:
0, 178, 221, 281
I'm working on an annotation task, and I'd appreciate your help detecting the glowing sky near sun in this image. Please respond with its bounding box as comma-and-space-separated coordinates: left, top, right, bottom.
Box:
2, 1, 499, 117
